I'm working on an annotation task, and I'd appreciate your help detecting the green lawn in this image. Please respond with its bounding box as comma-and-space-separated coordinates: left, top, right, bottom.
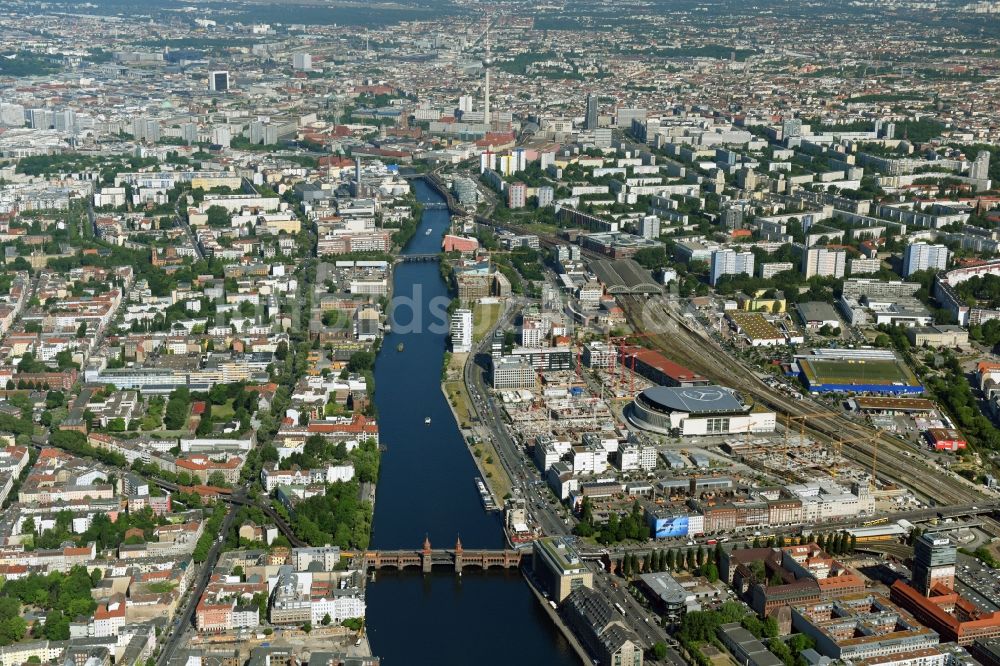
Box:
211, 399, 235, 420
473, 303, 502, 342
802, 358, 917, 386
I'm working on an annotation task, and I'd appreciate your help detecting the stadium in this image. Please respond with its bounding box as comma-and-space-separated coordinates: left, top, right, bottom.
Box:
627, 385, 775, 436
797, 349, 923, 395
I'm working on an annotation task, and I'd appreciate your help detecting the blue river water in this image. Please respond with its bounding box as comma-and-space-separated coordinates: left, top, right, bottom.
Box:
365, 179, 578, 664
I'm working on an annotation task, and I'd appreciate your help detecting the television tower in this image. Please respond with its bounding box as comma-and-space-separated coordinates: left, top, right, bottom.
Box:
483, 26, 491, 132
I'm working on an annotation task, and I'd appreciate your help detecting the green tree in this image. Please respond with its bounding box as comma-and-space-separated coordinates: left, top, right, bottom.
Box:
206, 205, 231, 227
207, 471, 228, 488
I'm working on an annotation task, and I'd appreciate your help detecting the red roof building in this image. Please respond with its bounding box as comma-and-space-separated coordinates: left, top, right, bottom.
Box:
891, 580, 1000, 645
925, 428, 967, 452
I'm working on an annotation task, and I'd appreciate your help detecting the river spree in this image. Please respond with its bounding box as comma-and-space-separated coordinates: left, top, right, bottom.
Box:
366, 180, 577, 664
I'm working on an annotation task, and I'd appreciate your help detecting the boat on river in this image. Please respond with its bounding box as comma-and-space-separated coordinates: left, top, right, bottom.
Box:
476, 476, 498, 511
424, 416, 431, 425
396, 342, 404, 352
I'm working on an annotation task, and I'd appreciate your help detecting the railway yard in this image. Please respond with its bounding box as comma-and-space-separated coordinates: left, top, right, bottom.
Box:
617, 294, 991, 507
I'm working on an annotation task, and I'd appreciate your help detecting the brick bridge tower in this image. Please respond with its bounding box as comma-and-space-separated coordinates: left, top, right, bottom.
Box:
454, 535, 463, 573
422, 534, 433, 574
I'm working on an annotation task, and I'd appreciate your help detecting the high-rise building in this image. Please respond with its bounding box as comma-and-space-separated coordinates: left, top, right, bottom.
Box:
458, 95, 474, 115
209, 71, 230, 92
585, 93, 599, 130
722, 207, 744, 230
903, 243, 949, 277
912, 534, 956, 596
131, 117, 161, 143
508, 182, 527, 209
971, 150, 991, 182
639, 216, 660, 240
28, 108, 53, 130
537, 186, 554, 208
737, 168, 758, 191
511, 148, 527, 173
802, 247, 846, 279
781, 118, 802, 139
450, 309, 473, 353
181, 122, 198, 145
710, 249, 754, 286
292, 53, 312, 71
53, 109, 76, 133
211, 125, 232, 148
616, 107, 646, 128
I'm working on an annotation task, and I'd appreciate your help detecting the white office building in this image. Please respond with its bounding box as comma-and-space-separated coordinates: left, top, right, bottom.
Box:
491, 356, 536, 390
450, 308, 473, 353
292, 53, 313, 71
710, 249, 755, 286
903, 243, 949, 277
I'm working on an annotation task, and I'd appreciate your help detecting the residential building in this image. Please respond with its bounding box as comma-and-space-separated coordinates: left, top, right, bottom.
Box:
710, 249, 755, 286
508, 182, 527, 209
903, 243, 949, 277
450, 308, 473, 353
802, 247, 846, 279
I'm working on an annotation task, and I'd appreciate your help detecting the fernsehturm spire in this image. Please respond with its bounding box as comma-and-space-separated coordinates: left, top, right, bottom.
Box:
483, 26, 491, 131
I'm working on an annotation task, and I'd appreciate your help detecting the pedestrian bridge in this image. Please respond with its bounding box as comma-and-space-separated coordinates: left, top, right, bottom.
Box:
363, 537, 526, 573
423, 202, 448, 210
395, 253, 441, 263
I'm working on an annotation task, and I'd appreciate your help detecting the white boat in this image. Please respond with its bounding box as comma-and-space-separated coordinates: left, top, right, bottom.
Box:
425, 228, 432, 235
424, 416, 432, 425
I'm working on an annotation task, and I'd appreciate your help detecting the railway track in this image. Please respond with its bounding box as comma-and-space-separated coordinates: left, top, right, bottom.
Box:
619, 295, 989, 506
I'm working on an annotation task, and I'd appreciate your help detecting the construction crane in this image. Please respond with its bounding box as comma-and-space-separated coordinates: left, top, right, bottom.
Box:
826, 428, 878, 478
781, 412, 837, 453
826, 428, 886, 484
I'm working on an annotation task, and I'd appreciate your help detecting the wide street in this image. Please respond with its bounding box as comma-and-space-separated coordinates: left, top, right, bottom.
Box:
461, 296, 573, 539
156, 494, 242, 666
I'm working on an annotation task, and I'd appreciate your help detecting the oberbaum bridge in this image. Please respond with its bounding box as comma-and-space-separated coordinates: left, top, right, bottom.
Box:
361, 536, 526, 574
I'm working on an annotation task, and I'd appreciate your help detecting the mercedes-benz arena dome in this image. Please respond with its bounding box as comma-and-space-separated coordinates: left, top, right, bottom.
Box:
626, 385, 775, 436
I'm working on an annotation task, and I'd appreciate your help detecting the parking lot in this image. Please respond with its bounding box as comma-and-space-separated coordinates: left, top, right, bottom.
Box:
956, 553, 1000, 612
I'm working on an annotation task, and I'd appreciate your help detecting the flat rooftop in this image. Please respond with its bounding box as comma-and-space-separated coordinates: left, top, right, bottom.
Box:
855, 397, 936, 412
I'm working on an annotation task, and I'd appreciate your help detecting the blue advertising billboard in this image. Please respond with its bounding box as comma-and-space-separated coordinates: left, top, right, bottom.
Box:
651, 515, 689, 539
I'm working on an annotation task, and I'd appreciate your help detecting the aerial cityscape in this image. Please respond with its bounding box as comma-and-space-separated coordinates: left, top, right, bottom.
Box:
3, 0, 1000, 664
